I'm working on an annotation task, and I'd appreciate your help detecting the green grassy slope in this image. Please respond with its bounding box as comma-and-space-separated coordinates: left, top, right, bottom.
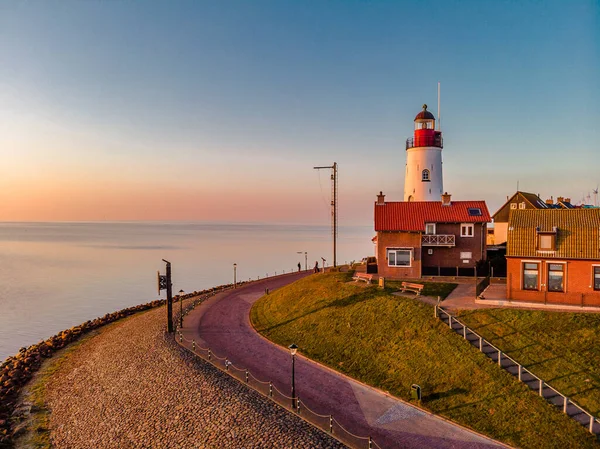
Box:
458, 308, 600, 416
251, 272, 599, 449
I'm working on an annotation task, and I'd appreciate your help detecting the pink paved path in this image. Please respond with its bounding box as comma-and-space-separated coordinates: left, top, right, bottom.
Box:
181, 273, 506, 449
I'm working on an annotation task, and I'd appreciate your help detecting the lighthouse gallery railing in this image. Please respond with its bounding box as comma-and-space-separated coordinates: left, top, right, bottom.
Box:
406, 135, 443, 149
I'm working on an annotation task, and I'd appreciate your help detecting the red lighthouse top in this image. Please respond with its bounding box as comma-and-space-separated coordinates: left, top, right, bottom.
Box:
406, 104, 443, 150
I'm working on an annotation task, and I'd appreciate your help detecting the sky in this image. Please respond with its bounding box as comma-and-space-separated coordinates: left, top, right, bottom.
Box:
1, 0, 598, 225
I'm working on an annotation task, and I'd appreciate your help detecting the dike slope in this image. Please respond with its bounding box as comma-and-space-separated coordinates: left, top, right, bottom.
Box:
17, 296, 344, 449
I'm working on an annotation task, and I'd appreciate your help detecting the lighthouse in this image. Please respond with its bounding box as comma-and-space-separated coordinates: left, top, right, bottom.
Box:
403, 104, 443, 201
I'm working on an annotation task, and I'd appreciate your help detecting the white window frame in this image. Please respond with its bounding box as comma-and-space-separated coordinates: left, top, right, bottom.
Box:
425, 223, 436, 235
593, 265, 600, 291
510, 203, 517, 210
519, 202, 526, 209
547, 262, 565, 293
522, 261, 540, 291
460, 223, 474, 237
422, 169, 430, 182
387, 248, 413, 268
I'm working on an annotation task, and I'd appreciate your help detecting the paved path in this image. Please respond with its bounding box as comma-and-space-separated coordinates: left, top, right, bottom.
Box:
42, 302, 344, 449
182, 273, 505, 449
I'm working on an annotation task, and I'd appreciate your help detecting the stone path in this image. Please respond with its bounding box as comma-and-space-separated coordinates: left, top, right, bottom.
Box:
44, 303, 345, 449
182, 273, 506, 449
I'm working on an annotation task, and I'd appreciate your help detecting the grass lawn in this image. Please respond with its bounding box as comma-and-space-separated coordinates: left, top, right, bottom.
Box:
457, 308, 600, 416
251, 272, 599, 449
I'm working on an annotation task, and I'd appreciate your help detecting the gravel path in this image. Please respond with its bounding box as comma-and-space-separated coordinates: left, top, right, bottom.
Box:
44, 303, 346, 449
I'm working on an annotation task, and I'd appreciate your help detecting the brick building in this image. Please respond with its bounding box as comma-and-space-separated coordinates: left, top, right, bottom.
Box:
506, 209, 600, 306
374, 192, 490, 279
490, 191, 549, 245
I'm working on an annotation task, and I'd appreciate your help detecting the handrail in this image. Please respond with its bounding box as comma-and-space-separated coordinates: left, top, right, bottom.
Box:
436, 305, 598, 435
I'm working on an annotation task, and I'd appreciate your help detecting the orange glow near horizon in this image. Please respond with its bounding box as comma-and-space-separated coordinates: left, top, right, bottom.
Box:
1, 176, 360, 224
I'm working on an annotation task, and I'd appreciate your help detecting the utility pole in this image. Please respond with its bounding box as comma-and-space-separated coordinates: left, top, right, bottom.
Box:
313, 162, 338, 267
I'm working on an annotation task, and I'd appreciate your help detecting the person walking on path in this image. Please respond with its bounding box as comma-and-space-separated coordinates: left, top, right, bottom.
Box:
314, 261, 319, 273
298, 262, 301, 272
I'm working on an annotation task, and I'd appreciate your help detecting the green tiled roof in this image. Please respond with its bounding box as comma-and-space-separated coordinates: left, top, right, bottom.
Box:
507, 209, 600, 259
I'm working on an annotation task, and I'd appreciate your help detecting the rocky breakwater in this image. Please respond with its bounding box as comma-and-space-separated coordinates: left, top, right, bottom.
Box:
0, 284, 231, 448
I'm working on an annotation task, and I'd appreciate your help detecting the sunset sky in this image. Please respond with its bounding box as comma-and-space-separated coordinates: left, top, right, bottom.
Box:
1, 1, 598, 225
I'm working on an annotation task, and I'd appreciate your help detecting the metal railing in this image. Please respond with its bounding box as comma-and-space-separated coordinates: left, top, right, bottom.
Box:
173, 283, 383, 449
434, 306, 599, 435
406, 135, 443, 149
421, 234, 455, 247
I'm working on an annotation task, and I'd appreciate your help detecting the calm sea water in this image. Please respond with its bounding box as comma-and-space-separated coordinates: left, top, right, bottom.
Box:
0, 222, 373, 362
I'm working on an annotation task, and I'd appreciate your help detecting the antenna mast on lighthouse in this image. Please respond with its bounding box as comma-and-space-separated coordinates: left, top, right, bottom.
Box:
437, 82, 441, 131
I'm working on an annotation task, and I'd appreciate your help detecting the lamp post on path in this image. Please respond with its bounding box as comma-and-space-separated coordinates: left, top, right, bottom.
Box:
297, 252, 307, 271
289, 343, 298, 409
178, 289, 185, 329
233, 263, 237, 288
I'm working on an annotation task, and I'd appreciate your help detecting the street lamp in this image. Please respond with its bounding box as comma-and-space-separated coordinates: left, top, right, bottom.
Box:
233, 263, 237, 288
178, 289, 185, 328
296, 252, 307, 271
289, 343, 298, 409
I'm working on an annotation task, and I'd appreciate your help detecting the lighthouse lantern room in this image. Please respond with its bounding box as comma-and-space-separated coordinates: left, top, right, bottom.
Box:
403, 104, 444, 202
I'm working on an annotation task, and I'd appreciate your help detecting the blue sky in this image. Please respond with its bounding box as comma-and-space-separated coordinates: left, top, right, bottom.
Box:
0, 0, 598, 224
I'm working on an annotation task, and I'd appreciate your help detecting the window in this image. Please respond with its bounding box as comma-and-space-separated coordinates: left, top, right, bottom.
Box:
537, 233, 556, 251
468, 208, 482, 216
519, 202, 526, 209
510, 203, 517, 210
523, 262, 539, 290
594, 266, 600, 291
422, 169, 430, 182
460, 223, 474, 237
425, 223, 436, 235
387, 248, 412, 267
547, 264, 564, 292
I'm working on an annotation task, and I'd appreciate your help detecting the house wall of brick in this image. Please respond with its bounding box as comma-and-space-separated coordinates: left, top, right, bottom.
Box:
422, 222, 487, 270
376, 232, 422, 279
506, 257, 600, 306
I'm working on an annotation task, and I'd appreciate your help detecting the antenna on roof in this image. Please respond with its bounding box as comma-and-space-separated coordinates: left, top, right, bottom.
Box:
437, 82, 441, 131
593, 186, 598, 207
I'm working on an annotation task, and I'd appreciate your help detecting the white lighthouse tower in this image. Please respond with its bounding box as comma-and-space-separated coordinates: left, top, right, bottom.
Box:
403, 104, 443, 201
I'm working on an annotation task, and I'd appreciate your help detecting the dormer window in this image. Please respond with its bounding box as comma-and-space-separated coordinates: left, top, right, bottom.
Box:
537, 229, 557, 251
425, 223, 436, 235
422, 169, 430, 182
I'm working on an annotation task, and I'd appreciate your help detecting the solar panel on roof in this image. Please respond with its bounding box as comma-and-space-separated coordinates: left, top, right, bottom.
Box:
468, 208, 482, 216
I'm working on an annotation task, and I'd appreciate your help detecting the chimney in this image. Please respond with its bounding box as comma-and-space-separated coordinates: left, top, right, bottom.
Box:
565, 198, 571, 203
557, 196, 564, 203
376, 191, 385, 205
441, 192, 451, 206
546, 197, 553, 205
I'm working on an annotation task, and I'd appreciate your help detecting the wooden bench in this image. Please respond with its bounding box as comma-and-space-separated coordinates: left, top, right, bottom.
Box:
401, 282, 424, 296
352, 273, 373, 284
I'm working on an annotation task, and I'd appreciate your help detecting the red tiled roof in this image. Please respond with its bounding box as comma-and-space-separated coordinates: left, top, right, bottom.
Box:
374, 201, 490, 232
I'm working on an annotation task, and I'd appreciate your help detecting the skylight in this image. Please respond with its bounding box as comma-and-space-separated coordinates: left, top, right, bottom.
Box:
468, 208, 482, 216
